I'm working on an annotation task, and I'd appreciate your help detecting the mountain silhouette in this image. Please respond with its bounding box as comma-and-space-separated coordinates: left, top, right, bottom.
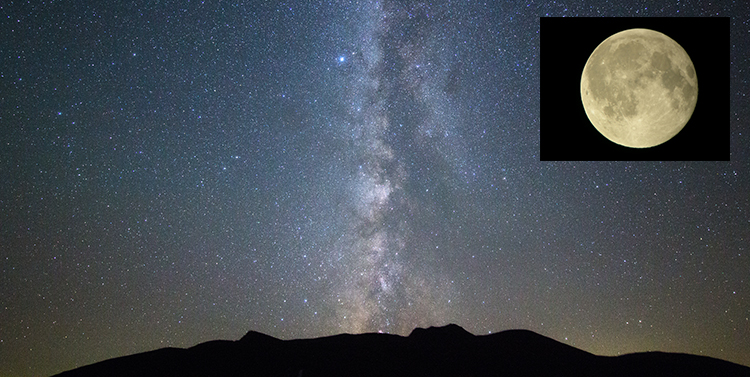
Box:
52, 324, 749, 377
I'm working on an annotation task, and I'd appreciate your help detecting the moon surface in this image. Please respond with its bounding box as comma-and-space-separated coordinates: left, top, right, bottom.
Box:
581, 28, 698, 148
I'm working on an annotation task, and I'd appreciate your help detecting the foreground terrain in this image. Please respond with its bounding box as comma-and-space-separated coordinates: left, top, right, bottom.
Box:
53, 324, 749, 377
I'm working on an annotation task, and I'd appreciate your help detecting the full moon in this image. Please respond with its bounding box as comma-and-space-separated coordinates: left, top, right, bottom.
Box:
581, 28, 698, 148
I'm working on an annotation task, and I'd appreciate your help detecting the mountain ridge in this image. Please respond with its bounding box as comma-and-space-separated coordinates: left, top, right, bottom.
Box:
52, 324, 750, 377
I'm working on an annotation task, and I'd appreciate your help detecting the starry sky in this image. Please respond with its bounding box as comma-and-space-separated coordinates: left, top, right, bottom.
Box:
1, 1, 748, 376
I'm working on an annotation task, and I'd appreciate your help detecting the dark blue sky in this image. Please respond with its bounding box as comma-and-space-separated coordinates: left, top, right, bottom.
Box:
1, 1, 748, 376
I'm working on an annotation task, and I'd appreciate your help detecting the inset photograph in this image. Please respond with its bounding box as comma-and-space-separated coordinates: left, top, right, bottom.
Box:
540, 17, 729, 161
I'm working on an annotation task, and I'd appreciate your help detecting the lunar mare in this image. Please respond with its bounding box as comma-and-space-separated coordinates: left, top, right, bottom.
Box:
581, 28, 698, 148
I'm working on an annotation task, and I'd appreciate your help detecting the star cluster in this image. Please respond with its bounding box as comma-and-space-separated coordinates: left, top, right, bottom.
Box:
1, 1, 749, 376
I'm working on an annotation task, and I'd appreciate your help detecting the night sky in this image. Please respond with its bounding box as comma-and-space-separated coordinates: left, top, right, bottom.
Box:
1, 1, 749, 376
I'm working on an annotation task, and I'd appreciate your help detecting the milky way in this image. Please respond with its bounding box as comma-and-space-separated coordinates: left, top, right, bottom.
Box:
326, 1, 456, 334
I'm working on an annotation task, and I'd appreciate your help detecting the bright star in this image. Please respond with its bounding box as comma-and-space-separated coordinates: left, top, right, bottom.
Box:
338, 56, 345, 63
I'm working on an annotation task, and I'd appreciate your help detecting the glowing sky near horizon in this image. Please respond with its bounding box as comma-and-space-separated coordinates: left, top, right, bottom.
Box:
1, 1, 749, 376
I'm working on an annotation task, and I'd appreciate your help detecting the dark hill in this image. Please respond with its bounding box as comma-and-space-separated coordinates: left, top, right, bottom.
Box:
52, 324, 749, 377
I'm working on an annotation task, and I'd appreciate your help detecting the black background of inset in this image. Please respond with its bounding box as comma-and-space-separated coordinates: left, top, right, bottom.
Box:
540, 17, 729, 161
